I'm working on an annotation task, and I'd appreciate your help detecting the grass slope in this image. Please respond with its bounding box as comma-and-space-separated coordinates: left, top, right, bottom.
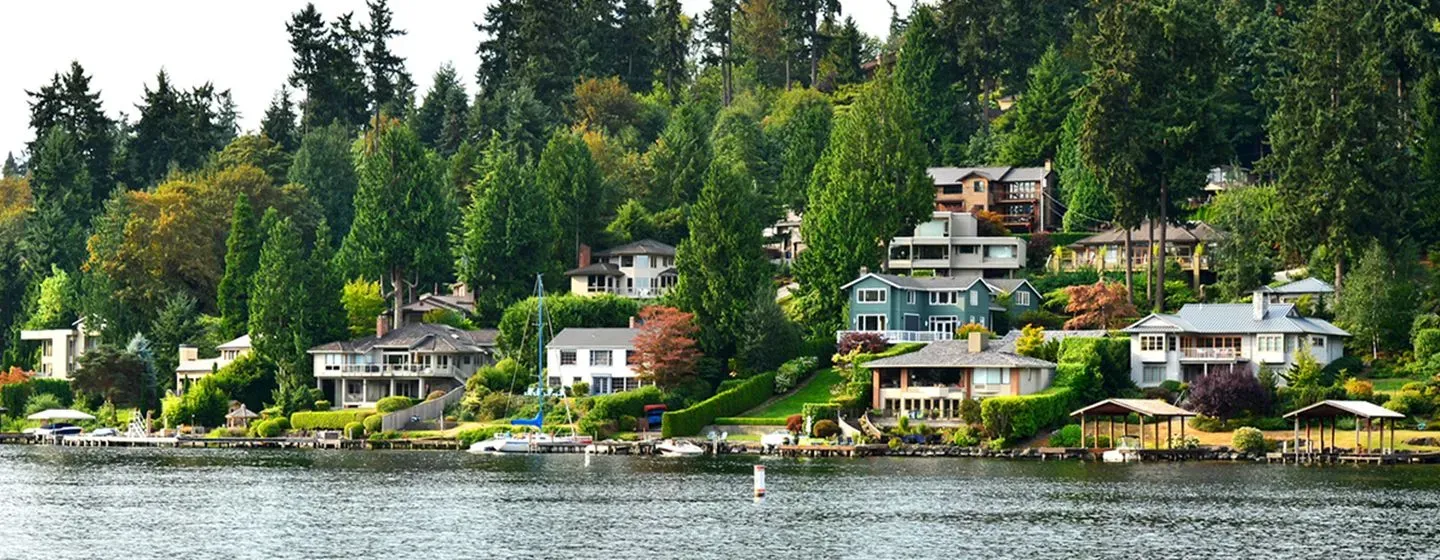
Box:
746, 368, 844, 419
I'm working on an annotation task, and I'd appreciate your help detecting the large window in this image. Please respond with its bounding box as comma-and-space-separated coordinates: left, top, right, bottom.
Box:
930, 316, 959, 334
972, 180, 984, 193
1014, 291, 1031, 307
1142, 365, 1165, 384
590, 350, 612, 367
930, 291, 958, 305
559, 351, 577, 365
1257, 335, 1283, 353
856, 315, 887, 331
620, 255, 635, 267
968, 290, 979, 306
906, 291, 916, 305
1140, 335, 1165, 352
856, 288, 887, 303
942, 185, 964, 195
974, 368, 1010, 385
985, 245, 1015, 259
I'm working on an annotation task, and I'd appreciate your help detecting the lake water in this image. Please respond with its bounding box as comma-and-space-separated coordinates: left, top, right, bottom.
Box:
2, 445, 1439, 560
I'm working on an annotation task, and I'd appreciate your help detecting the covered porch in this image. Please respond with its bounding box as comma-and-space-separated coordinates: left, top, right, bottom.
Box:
322, 377, 461, 408
1283, 400, 1405, 455
870, 367, 973, 420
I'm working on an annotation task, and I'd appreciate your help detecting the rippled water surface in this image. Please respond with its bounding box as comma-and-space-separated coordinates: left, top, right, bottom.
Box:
3, 445, 1440, 559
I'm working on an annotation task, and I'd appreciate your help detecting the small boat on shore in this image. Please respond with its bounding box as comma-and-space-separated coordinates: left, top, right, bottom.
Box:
656, 439, 704, 457
1102, 436, 1142, 463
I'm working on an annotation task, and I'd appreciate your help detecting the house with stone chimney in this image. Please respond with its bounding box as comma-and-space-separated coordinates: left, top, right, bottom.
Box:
307, 321, 498, 408
863, 332, 1057, 422
176, 335, 252, 394
1121, 292, 1349, 388
564, 239, 678, 299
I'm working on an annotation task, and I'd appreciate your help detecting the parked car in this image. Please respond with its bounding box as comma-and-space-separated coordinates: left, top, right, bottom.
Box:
34, 423, 82, 437
760, 430, 793, 448
89, 428, 119, 437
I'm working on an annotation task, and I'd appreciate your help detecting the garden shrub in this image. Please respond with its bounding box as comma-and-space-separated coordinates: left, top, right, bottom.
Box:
1188, 415, 1224, 432
837, 332, 887, 355
1385, 390, 1431, 416
617, 415, 638, 432
375, 396, 415, 414
569, 382, 590, 397
1417, 329, 1440, 360
368, 430, 401, 441
1344, 379, 1374, 400
343, 422, 365, 439
716, 379, 745, 393
1049, 424, 1083, 447
956, 323, 991, 339
786, 414, 803, 433
959, 398, 981, 425
206, 354, 276, 412
587, 386, 663, 422
254, 418, 286, 437
713, 416, 788, 425
291, 409, 375, 431
313, 400, 332, 411
661, 373, 775, 437
1232, 427, 1265, 454
23, 393, 63, 417
1188, 365, 1271, 418
801, 402, 839, 421
980, 388, 1075, 441
949, 424, 979, 447
363, 413, 383, 434
812, 419, 840, 438
775, 356, 819, 393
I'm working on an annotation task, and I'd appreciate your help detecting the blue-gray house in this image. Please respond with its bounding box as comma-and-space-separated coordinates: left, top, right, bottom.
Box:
839, 273, 1043, 343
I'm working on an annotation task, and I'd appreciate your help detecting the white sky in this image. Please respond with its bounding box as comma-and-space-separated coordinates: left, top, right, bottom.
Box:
0, 0, 911, 162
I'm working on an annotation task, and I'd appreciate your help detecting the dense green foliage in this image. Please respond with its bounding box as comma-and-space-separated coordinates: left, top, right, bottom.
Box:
291, 408, 376, 431
661, 372, 775, 437
980, 387, 1075, 442
496, 294, 641, 370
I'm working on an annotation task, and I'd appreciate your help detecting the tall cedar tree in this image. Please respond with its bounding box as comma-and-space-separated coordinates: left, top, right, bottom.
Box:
780, 0, 841, 87
762, 87, 832, 212
704, 0, 738, 106
129, 71, 236, 187
287, 4, 369, 130
894, 5, 975, 165
411, 63, 470, 157
997, 46, 1082, 166
475, 0, 578, 111
1261, 0, 1421, 292
793, 79, 932, 333
249, 210, 309, 375
536, 128, 605, 273
148, 293, 201, 390
261, 86, 302, 152
2, 153, 19, 177
816, 16, 865, 92
673, 152, 768, 362
341, 118, 453, 325
288, 123, 360, 242
20, 127, 91, 278
652, 0, 690, 99
628, 305, 702, 390
645, 100, 714, 209
710, 105, 775, 211
304, 220, 349, 345
217, 195, 261, 339
361, 0, 414, 119
26, 61, 115, 206
615, 0, 658, 93
1056, 105, 1110, 231
454, 136, 556, 322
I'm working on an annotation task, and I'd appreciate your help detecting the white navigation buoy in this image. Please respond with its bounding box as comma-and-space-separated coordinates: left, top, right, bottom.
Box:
753, 464, 766, 499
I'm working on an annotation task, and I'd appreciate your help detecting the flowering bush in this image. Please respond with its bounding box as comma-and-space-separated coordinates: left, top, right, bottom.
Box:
837, 332, 887, 355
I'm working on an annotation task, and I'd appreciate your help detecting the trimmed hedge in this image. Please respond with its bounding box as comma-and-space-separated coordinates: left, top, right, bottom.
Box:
291, 409, 376, 431
662, 373, 776, 437
713, 416, 788, 425
363, 414, 383, 434
980, 388, 1075, 441
343, 422, 365, 439
375, 396, 415, 414
588, 385, 664, 422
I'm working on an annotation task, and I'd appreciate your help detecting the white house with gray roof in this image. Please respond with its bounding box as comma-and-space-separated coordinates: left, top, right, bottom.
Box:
864, 332, 1057, 421
565, 239, 677, 299
308, 323, 499, 408
545, 327, 648, 395
1121, 292, 1349, 387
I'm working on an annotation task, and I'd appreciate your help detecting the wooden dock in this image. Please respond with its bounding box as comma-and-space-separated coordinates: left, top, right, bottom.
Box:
774, 444, 886, 458
1267, 451, 1440, 465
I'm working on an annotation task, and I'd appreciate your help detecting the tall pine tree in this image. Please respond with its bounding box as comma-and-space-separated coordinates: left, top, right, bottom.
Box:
217, 195, 262, 339
454, 136, 555, 321
261, 86, 301, 152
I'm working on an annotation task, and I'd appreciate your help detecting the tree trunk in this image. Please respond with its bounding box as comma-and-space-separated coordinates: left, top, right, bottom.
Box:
785, 58, 792, 90
1334, 253, 1344, 295
390, 266, 405, 329
1123, 229, 1133, 297
1145, 219, 1155, 303
1156, 181, 1168, 313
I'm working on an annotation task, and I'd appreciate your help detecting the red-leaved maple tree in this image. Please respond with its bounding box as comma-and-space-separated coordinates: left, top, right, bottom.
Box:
629, 306, 702, 390
1063, 281, 1140, 329
0, 366, 33, 388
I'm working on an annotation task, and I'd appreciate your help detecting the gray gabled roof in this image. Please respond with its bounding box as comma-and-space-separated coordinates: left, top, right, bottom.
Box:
981, 278, 1037, 296
308, 323, 499, 354
863, 339, 1057, 369
547, 328, 639, 349
565, 262, 625, 277
839, 272, 985, 292
1259, 277, 1334, 295
928, 166, 1049, 185
594, 239, 676, 257
1122, 303, 1349, 336
1073, 220, 1223, 246
990, 329, 1112, 353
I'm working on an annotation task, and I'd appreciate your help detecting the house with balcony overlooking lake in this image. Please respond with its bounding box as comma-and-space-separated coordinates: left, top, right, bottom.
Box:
1121, 292, 1348, 387
841, 272, 1005, 343
545, 327, 650, 395
565, 239, 678, 299
1066, 220, 1222, 278
886, 211, 1027, 280
929, 165, 1059, 233
176, 335, 252, 394
307, 322, 498, 408
865, 332, 1056, 421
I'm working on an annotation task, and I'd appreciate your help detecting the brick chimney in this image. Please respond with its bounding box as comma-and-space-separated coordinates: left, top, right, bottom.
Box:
578, 243, 592, 268
178, 345, 198, 364
628, 316, 637, 329
968, 331, 987, 353
859, 265, 869, 276
376, 314, 391, 339
1252, 291, 1267, 321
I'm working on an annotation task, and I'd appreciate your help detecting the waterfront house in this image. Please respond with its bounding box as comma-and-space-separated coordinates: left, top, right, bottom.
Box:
928, 165, 1059, 233
1121, 292, 1348, 387
565, 239, 678, 299
980, 278, 1042, 318
1066, 220, 1221, 276
20, 318, 98, 380
176, 335, 252, 394
839, 272, 1002, 343
1254, 277, 1334, 307
307, 322, 499, 408
886, 211, 1027, 280
763, 210, 805, 266
865, 332, 1056, 420
545, 327, 649, 395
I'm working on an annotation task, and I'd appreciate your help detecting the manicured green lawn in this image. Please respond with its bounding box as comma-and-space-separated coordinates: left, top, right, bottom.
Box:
1371, 377, 1422, 394
746, 368, 844, 419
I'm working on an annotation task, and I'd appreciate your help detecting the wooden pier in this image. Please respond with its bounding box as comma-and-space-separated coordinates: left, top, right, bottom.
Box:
1266, 451, 1440, 465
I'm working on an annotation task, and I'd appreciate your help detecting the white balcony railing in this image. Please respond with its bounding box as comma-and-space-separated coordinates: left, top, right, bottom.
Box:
325, 364, 464, 378
1179, 347, 1239, 360
836, 330, 954, 344
584, 286, 671, 298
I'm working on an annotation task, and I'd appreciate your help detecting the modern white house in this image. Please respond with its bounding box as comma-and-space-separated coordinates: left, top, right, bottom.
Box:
565, 239, 678, 299
1121, 292, 1349, 387
176, 335, 252, 393
20, 318, 99, 379
886, 211, 1027, 280
544, 327, 648, 395
307, 322, 499, 408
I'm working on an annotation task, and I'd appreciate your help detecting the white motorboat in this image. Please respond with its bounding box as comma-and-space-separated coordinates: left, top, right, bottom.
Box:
656, 439, 705, 457
1102, 436, 1142, 463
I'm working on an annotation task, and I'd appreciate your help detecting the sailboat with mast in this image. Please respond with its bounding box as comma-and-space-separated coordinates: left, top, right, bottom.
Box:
468, 275, 577, 454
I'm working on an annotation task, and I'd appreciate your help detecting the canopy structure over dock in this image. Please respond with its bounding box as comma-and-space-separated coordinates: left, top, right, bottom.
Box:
225, 405, 259, 429
1284, 400, 1404, 453
1071, 399, 1197, 449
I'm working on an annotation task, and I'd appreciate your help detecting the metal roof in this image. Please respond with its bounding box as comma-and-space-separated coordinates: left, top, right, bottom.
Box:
927, 166, 1049, 184
594, 239, 676, 257
1071, 398, 1197, 418
547, 328, 639, 349
863, 339, 1057, 369
1259, 277, 1335, 295
308, 323, 499, 354
1283, 400, 1405, 419
1122, 303, 1349, 336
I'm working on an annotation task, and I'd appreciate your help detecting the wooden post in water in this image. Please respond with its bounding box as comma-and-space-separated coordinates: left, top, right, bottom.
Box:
1305, 420, 1312, 453
1139, 415, 1146, 450
1166, 417, 1173, 449
1390, 418, 1395, 452
1330, 419, 1336, 454
1109, 416, 1115, 447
